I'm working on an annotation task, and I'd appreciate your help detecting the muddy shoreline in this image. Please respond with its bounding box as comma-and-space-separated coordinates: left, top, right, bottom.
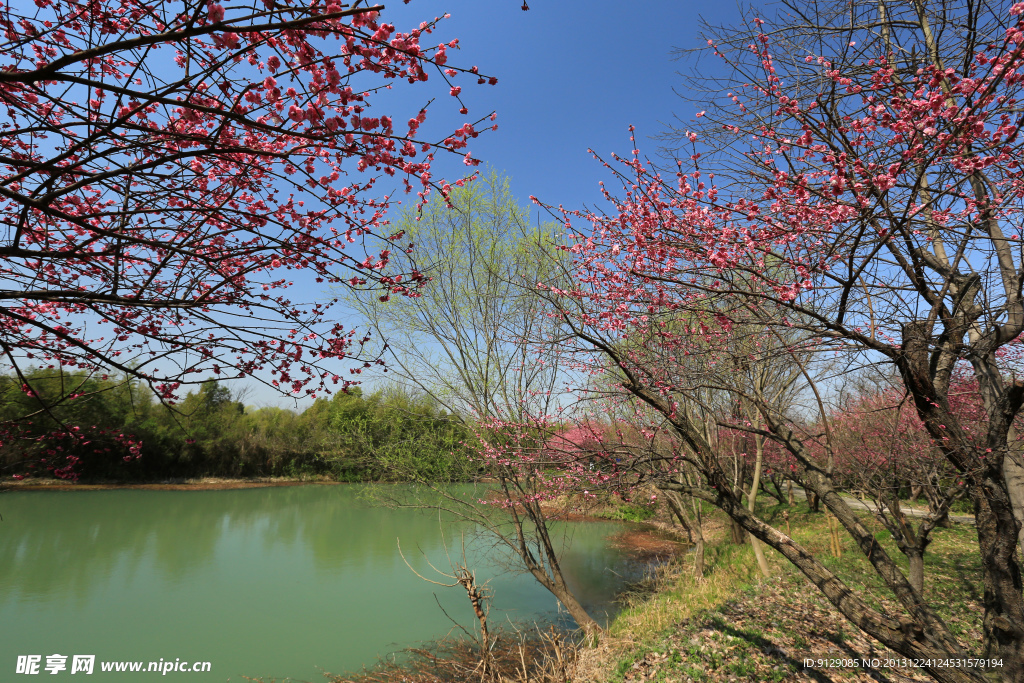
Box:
541, 504, 690, 561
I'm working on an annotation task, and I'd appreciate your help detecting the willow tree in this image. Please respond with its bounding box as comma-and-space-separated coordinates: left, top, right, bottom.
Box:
346, 170, 606, 635
344, 170, 567, 421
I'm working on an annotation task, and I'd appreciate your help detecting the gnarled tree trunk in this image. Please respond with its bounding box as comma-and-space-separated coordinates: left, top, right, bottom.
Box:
665, 489, 706, 578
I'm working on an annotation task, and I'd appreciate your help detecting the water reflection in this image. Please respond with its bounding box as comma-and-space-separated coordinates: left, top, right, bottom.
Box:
1, 485, 638, 682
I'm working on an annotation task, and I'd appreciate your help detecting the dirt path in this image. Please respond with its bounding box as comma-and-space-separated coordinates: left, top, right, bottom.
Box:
789, 487, 975, 525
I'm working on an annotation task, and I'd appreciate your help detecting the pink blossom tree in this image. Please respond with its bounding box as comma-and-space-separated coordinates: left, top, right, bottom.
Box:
515, 0, 1024, 679
0, 0, 495, 429
827, 372, 967, 597
826, 367, 1024, 598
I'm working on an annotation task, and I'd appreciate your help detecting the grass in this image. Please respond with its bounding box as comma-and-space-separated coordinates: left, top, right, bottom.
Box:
606, 534, 765, 642
594, 503, 658, 523
584, 498, 987, 683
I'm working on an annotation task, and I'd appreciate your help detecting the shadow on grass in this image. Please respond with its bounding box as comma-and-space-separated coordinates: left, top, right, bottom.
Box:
703, 612, 910, 683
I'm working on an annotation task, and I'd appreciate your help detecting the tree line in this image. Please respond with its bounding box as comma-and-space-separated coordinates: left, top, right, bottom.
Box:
0, 370, 473, 483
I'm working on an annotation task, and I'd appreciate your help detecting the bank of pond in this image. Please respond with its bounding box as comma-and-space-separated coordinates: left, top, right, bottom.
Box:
1, 484, 661, 682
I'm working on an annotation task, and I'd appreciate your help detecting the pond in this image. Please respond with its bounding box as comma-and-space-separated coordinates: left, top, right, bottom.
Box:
1, 484, 643, 682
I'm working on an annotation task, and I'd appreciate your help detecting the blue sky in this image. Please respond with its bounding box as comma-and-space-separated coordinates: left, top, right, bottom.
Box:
377, 0, 732, 215
249, 0, 741, 408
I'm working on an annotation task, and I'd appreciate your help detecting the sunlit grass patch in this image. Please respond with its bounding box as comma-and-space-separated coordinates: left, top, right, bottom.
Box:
593, 500, 985, 683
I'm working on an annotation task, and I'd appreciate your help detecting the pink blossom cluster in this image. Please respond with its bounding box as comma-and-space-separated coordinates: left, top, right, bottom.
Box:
4, 424, 142, 481
0, 0, 497, 414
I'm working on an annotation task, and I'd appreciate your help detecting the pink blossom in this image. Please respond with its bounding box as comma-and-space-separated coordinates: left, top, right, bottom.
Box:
207, 3, 225, 22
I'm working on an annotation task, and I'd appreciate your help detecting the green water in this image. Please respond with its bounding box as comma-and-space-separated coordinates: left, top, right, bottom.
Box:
1, 485, 639, 682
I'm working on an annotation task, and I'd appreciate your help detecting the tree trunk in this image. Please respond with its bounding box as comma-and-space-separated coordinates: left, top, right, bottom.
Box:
971, 479, 1024, 672
545, 577, 601, 639
1003, 428, 1024, 564
693, 533, 705, 579
665, 489, 706, 578
906, 551, 925, 598
730, 517, 746, 544
922, 471, 953, 528
729, 433, 749, 542
692, 494, 706, 578
748, 431, 771, 577
501, 489, 603, 642
665, 491, 694, 543
804, 486, 820, 512
456, 569, 492, 676
900, 330, 1024, 676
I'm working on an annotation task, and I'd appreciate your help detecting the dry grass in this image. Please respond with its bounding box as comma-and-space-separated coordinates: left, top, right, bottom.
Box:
327, 626, 583, 683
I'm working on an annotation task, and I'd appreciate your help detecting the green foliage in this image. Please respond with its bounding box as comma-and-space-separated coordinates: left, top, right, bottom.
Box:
599, 502, 658, 523
0, 368, 156, 478
341, 168, 568, 421
0, 369, 476, 482
322, 384, 476, 482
